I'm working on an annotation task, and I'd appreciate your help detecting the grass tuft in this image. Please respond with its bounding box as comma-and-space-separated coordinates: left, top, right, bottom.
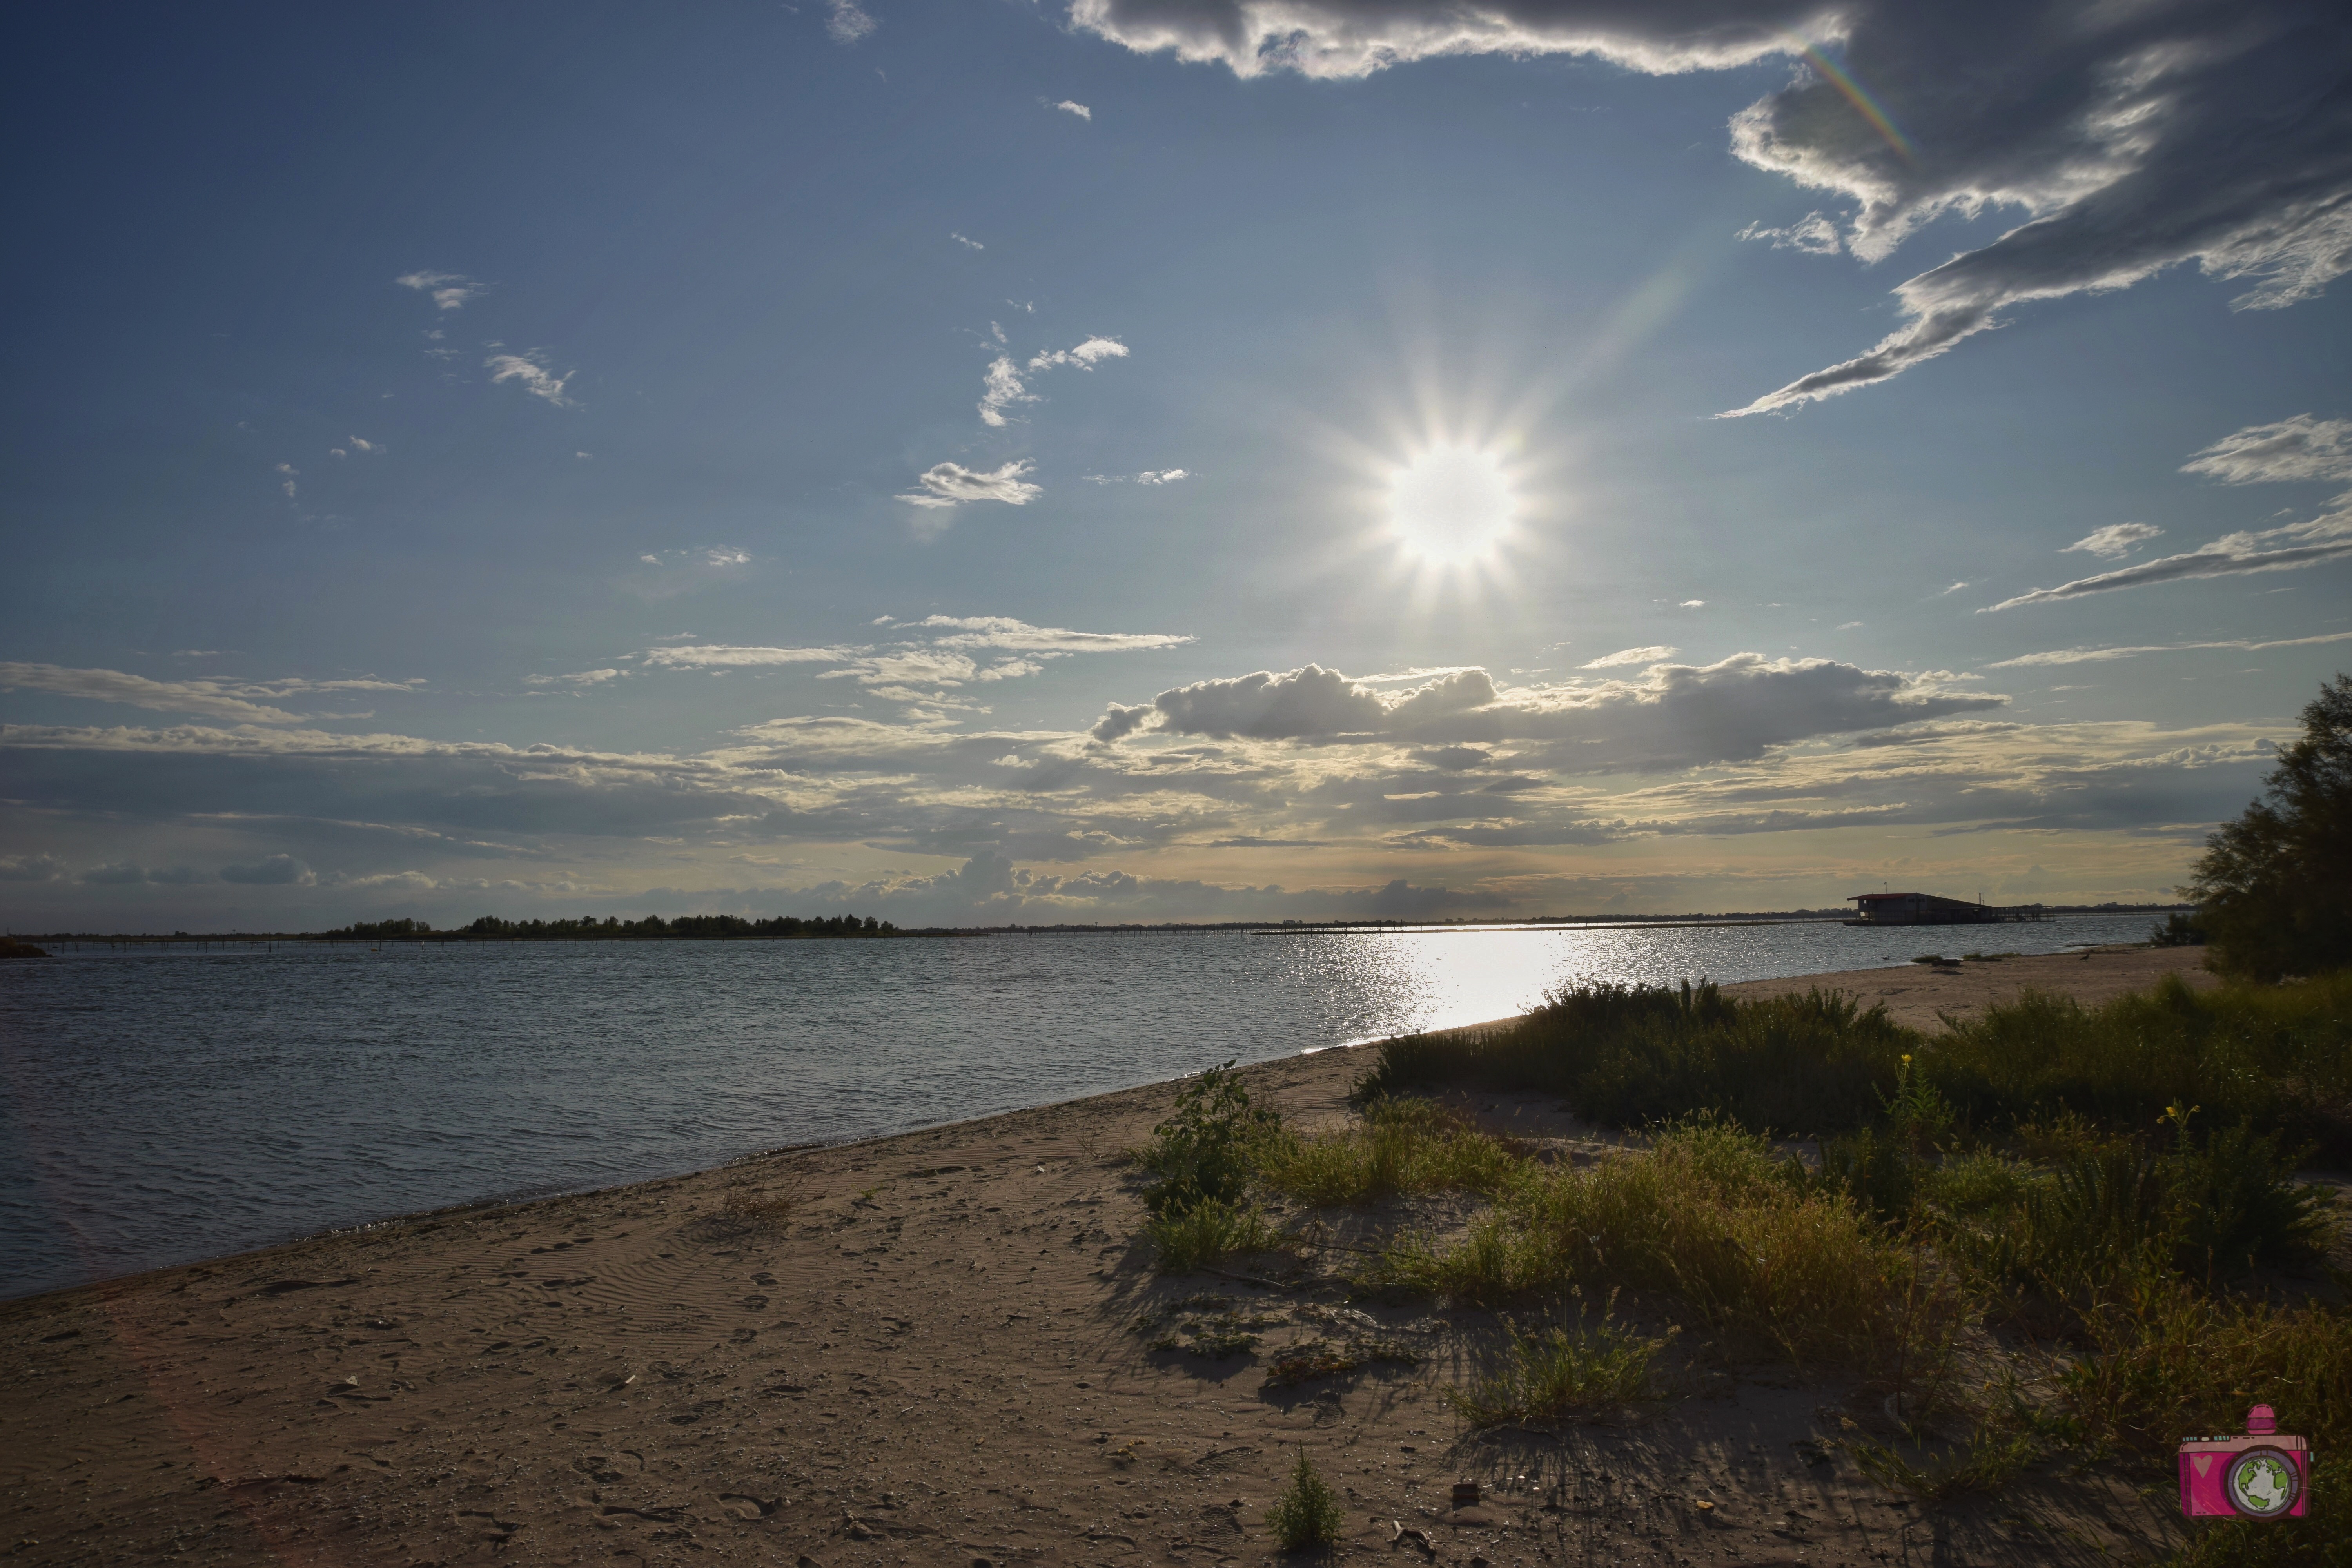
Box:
1146, 1197, 1279, 1274
1448, 1305, 1677, 1427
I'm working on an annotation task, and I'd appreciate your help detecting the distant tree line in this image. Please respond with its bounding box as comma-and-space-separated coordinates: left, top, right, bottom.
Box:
323, 913, 897, 940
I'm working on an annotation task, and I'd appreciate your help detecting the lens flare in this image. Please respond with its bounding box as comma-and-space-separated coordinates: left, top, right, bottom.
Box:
1386, 445, 1517, 565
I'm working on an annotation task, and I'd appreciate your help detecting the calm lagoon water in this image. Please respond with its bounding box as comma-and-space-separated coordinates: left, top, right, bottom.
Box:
0, 915, 2158, 1299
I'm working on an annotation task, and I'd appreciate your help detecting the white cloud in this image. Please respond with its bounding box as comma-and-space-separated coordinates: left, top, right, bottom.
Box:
827, 0, 876, 43
0, 663, 421, 724
898, 459, 1043, 509
276, 462, 298, 499
951, 231, 984, 250
1835, 621, 1865, 631
1988, 630, 2352, 667
1935, 581, 1971, 596
1054, 100, 1093, 119
639, 645, 861, 669
1678, 600, 1705, 609
395, 270, 484, 311
2062, 522, 2165, 558
1581, 645, 1677, 669
1027, 336, 1128, 371
1738, 212, 1841, 255
1074, 2, 2352, 416
485, 351, 573, 406
977, 356, 1033, 426
524, 669, 625, 686
2181, 415, 2352, 485
1986, 499, 2352, 610
1086, 468, 1189, 484
904, 615, 1195, 653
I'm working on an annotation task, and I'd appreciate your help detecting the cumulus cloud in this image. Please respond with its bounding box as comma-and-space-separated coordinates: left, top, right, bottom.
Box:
0, 663, 421, 724
827, 0, 876, 43
1054, 100, 1093, 119
1738, 212, 1841, 254
2181, 414, 2352, 485
396, 270, 483, 310
2063, 522, 2165, 558
276, 462, 297, 499
0, 853, 69, 882
1075, 1, 2352, 415
1097, 654, 2002, 774
951, 231, 984, 250
485, 351, 573, 406
218, 854, 314, 886
898, 459, 1044, 509
1988, 629, 2352, 667
1582, 645, 1678, 669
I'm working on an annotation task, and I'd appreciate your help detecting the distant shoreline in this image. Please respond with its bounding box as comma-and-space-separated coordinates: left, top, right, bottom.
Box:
7, 904, 2195, 946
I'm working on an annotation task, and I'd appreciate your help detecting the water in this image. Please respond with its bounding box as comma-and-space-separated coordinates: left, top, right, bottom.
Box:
0, 915, 2158, 1298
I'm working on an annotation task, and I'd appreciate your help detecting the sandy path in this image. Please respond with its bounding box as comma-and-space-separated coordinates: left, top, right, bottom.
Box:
1, 949, 2215, 1567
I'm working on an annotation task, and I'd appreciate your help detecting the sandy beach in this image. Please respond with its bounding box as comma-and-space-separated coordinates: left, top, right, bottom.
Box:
2, 947, 2229, 1567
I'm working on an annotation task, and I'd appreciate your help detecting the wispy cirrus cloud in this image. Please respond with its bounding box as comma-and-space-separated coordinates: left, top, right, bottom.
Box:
2181, 414, 2352, 485
0, 663, 421, 724
485, 351, 573, 406
2063, 523, 2164, 559
898, 459, 1043, 510
1988, 630, 2352, 667
1581, 645, 1677, 669
1085, 468, 1188, 484
395, 270, 485, 310
826, 0, 876, 43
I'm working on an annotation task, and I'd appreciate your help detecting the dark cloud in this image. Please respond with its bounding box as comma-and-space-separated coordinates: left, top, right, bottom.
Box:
1073, 0, 2352, 412
219, 855, 313, 885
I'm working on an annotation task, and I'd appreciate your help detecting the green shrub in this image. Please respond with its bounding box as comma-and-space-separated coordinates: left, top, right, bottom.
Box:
2185, 673, 2352, 983
1264, 1448, 1344, 1552
1924, 973, 2352, 1155
1360, 982, 1916, 1136
1137, 1060, 1285, 1217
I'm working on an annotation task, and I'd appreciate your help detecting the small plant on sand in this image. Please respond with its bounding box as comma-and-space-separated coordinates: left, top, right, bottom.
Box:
1449, 1300, 1677, 1427
1265, 1448, 1344, 1551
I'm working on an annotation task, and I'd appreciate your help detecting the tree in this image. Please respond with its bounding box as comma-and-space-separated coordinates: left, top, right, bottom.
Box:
2185, 673, 2352, 979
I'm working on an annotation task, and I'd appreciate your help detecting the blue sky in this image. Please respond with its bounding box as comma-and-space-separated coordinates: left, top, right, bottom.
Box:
4, 0, 2349, 927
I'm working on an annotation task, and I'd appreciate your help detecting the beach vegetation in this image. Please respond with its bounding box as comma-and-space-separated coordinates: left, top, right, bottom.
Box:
1264, 1448, 1344, 1551
1357, 982, 1911, 1136
1143, 1196, 1279, 1274
1136, 1060, 1287, 1218
719, 1171, 805, 1230
1258, 1095, 1523, 1207
2184, 672, 2352, 982
1447, 1301, 1677, 1427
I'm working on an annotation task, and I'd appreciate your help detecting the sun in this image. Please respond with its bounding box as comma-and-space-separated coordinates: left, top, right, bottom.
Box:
1385, 445, 1517, 565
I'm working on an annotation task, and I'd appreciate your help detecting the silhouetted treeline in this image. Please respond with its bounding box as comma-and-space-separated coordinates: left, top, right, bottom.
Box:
323, 913, 897, 941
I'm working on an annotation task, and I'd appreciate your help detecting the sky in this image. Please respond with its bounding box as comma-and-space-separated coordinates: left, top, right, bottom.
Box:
2, 0, 2349, 930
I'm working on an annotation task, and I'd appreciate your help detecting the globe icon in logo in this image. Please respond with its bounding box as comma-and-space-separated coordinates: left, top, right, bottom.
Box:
2227, 1448, 2302, 1518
